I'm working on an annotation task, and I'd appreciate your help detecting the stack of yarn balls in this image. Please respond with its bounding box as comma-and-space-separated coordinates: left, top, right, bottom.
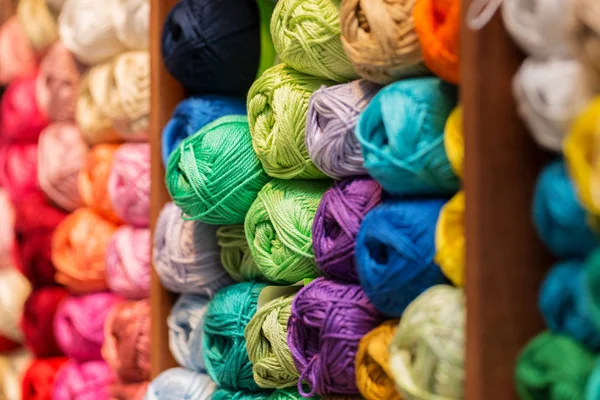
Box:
153, 0, 466, 399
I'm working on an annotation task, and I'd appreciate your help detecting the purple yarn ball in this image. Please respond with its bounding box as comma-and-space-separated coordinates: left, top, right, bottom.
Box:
287, 278, 385, 397
312, 178, 382, 281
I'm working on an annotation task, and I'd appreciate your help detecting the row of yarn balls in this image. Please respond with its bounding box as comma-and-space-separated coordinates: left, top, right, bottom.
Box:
0, 0, 155, 397
150, 0, 465, 399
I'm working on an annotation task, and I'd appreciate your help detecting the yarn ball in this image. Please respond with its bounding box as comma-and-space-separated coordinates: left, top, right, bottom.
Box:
145, 368, 215, 400
288, 278, 384, 396
0, 349, 32, 400
203, 282, 267, 391
247, 64, 334, 179
245, 293, 298, 389
213, 388, 314, 400
38, 123, 88, 212
355, 320, 401, 400
110, 380, 149, 400
78, 144, 122, 224
162, 95, 247, 166
312, 178, 382, 281
245, 179, 330, 284
515, 332, 596, 400
444, 105, 463, 179
305, 80, 382, 179
0, 142, 39, 201
389, 285, 464, 399
111, 0, 149, 50
216, 225, 263, 282
0, 17, 36, 85
168, 294, 209, 372
166, 115, 270, 224
153, 202, 232, 295
271, 0, 356, 82
435, 191, 465, 286
21, 357, 68, 400
54, 292, 122, 361
107, 143, 150, 227
36, 42, 81, 122
16, 0, 59, 55
356, 77, 459, 196
340, 0, 425, 84
106, 226, 151, 299
0, 189, 14, 269
587, 360, 600, 400
20, 287, 68, 357
102, 299, 150, 382
52, 360, 116, 400
570, 0, 600, 93
584, 249, 600, 330
0, 74, 49, 142
161, 0, 261, 96
58, 0, 126, 65
52, 208, 119, 293
0, 267, 31, 346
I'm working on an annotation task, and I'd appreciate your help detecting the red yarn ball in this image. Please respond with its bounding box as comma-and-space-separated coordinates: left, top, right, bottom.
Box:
0, 334, 20, 353
21, 357, 68, 400
0, 142, 39, 201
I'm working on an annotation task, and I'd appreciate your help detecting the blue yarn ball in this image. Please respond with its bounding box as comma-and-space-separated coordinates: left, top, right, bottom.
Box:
145, 368, 216, 400
355, 199, 450, 317
161, 0, 261, 95
162, 96, 247, 165
539, 261, 600, 351
356, 77, 459, 196
533, 160, 599, 259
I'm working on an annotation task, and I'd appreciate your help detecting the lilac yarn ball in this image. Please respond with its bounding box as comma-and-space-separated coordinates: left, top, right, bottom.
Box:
288, 278, 385, 397
52, 360, 116, 400
312, 178, 382, 281
106, 226, 151, 299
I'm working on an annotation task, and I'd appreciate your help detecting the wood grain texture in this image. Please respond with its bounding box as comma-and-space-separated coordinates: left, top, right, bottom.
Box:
461, 3, 553, 399
150, 0, 184, 378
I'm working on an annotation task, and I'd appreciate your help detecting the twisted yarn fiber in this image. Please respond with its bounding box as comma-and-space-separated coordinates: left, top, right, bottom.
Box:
516, 333, 596, 400
217, 225, 264, 282
444, 106, 463, 178
435, 191, 464, 286
245, 179, 330, 284
245, 293, 298, 389
305, 80, 381, 179
162, 95, 247, 166
168, 294, 209, 372
76, 72, 121, 145
0, 267, 31, 345
0, 17, 37, 85
389, 285, 464, 400
340, 0, 426, 84
584, 249, 600, 330
356, 78, 459, 196
203, 282, 267, 391
145, 368, 215, 400
161, 0, 261, 96
312, 178, 382, 282
247, 64, 335, 179
153, 202, 232, 295
570, 0, 600, 93
356, 199, 449, 317
271, 0, 357, 82
21, 357, 68, 400
16, 0, 58, 55
52, 360, 116, 400
106, 226, 151, 299
166, 115, 270, 224
539, 261, 600, 351
0, 142, 39, 201
213, 388, 315, 400
288, 278, 384, 396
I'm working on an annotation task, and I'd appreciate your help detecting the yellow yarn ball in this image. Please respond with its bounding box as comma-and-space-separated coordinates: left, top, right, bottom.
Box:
444, 106, 463, 179
435, 191, 465, 286
17, 0, 58, 54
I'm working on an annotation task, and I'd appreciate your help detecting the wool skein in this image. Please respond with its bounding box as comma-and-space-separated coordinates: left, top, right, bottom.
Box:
245, 179, 330, 284
0, 142, 39, 201
216, 225, 264, 282
305, 80, 381, 179
203, 282, 266, 391
16, 0, 59, 55
153, 202, 232, 295
145, 368, 215, 400
52, 360, 116, 400
168, 294, 209, 372
0, 17, 37, 85
570, 0, 600, 93
435, 191, 465, 286
247, 64, 335, 179
356, 77, 459, 196
444, 105, 463, 179
166, 115, 270, 224
0, 267, 31, 346
106, 226, 151, 299
21, 357, 68, 400
312, 178, 382, 281
288, 278, 384, 396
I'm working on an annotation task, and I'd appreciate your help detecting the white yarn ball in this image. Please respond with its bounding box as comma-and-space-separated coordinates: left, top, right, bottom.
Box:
111, 0, 149, 50
0, 349, 32, 400
0, 268, 31, 344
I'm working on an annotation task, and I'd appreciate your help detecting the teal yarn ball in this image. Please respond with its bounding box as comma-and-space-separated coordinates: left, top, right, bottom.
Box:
203, 282, 267, 391
586, 360, 600, 400
213, 388, 316, 400
356, 77, 459, 196
584, 249, 600, 332
165, 115, 271, 224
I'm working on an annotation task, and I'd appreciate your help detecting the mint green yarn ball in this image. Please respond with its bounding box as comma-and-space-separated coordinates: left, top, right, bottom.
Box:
212, 388, 316, 400
248, 64, 335, 180
203, 282, 267, 391
165, 115, 270, 224
245, 179, 330, 284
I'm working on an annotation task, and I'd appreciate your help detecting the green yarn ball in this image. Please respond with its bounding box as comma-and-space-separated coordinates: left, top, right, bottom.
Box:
203, 282, 267, 391
217, 224, 265, 282
515, 332, 596, 400
248, 64, 335, 180
245, 179, 330, 284
212, 388, 315, 400
271, 0, 357, 82
166, 115, 270, 225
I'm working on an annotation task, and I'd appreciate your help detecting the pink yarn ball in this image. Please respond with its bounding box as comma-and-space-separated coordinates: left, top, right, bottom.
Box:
106, 226, 151, 299
0, 142, 39, 201
107, 143, 150, 227
0, 17, 37, 85
0, 189, 15, 269
52, 360, 116, 400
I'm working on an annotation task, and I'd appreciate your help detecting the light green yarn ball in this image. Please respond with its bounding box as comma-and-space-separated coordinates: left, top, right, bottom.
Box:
217, 224, 265, 282
248, 64, 335, 180
245, 179, 330, 284
271, 0, 357, 82
165, 115, 270, 225
212, 388, 316, 400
